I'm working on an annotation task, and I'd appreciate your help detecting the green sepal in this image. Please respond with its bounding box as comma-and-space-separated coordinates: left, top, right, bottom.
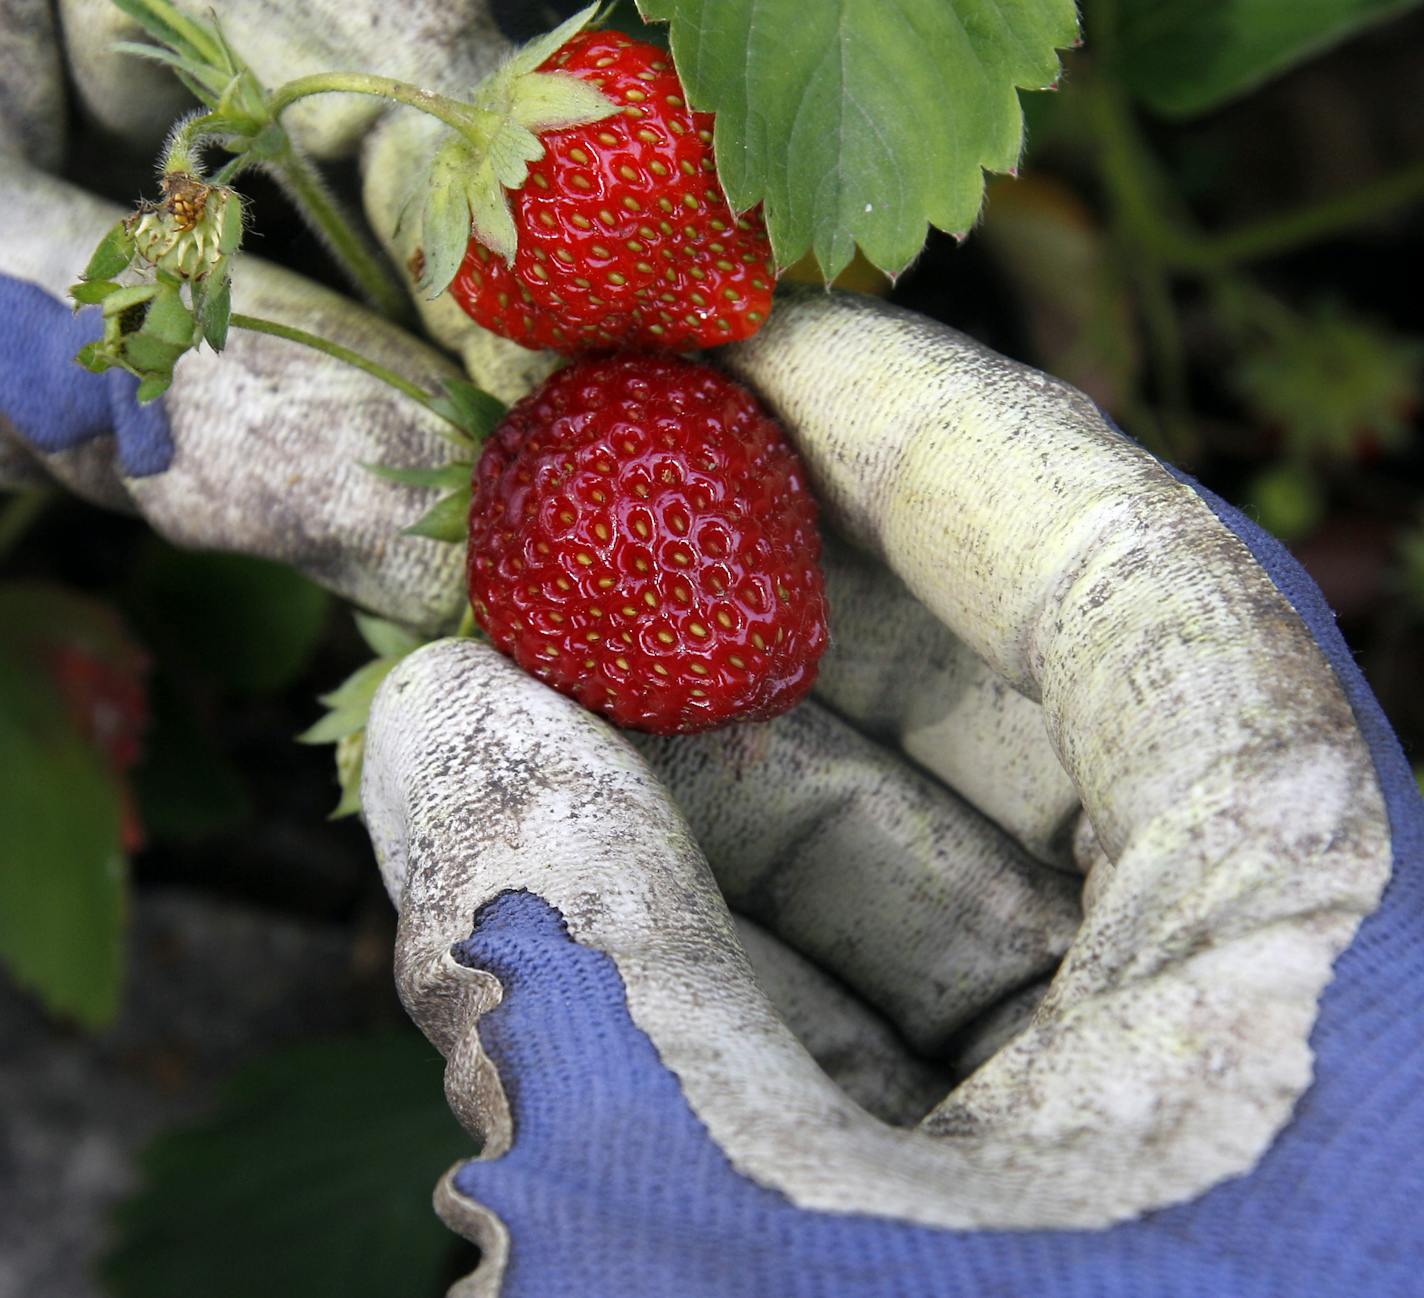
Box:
298, 657, 398, 745
110, 42, 227, 104
509, 71, 615, 132
505, 2, 604, 78
101, 283, 160, 317
403, 488, 472, 544
136, 373, 173, 404
75, 341, 117, 373
364, 461, 473, 491
198, 277, 232, 351
70, 280, 124, 306
430, 378, 507, 442
353, 613, 424, 660
330, 731, 366, 818
413, 1, 615, 292
83, 221, 137, 282
143, 283, 198, 346
121, 332, 186, 374
416, 137, 481, 298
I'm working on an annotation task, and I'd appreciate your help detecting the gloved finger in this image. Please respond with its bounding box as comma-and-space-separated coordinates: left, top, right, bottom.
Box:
818, 533, 1079, 865
0, 154, 466, 631
731, 914, 950, 1125
722, 286, 1390, 1154
635, 700, 1080, 1057
56, 0, 504, 160
0, 0, 67, 170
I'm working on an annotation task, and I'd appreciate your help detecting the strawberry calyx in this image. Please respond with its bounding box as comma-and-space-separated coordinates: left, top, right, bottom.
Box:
405, 3, 619, 299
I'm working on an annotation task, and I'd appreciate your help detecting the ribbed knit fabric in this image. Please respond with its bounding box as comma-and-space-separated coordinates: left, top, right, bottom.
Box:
0, 275, 173, 476
451, 471, 1424, 1298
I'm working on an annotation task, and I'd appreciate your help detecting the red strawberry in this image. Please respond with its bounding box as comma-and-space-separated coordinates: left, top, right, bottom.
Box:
448, 29, 776, 354
467, 355, 827, 734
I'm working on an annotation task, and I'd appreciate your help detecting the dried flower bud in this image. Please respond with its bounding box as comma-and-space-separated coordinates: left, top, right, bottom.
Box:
127, 172, 244, 281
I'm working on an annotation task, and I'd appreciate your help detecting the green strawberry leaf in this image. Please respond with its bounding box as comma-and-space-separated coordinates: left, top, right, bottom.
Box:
403, 488, 473, 544
637, 0, 1079, 278
1114, 0, 1424, 118
102, 1032, 470, 1298
0, 594, 136, 1030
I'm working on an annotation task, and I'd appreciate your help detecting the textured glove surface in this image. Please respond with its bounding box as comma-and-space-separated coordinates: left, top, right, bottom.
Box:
362, 290, 1410, 1296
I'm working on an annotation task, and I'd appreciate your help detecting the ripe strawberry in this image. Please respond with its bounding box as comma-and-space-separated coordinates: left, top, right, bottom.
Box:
467, 355, 827, 734
447, 29, 776, 354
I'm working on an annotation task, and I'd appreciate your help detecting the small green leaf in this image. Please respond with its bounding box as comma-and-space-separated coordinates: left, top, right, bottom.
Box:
70, 279, 123, 306
1114, 0, 1424, 118
299, 659, 396, 746
403, 488, 472, 543
637, 0, 1079, 277
109, 41, 229, 101
136, 373, 173, 403
110, 0, 227, 76
199, 277, 232, 351
102, 1032, 470, 1298
418, 138, 480, 297
363, 460, 473, 491
353, 612, 425, 660
84, 221, 137, 281
483, 119, 547, 192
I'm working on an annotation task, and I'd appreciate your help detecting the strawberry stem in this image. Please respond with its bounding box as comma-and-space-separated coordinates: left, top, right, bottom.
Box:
229, 313, 474, 443
267, 74, 495, 148
260, 139, 414, 325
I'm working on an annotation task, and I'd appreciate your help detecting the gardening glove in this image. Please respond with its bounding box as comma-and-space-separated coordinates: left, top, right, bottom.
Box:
361, 287, 1417, 1298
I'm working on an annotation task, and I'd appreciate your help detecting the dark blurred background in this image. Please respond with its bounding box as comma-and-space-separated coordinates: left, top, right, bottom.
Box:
2, 2, 1422, 1296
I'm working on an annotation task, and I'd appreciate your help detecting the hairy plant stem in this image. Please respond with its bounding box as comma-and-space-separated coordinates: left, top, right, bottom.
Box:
260, 140, 413, 324
268, 73, 491, 140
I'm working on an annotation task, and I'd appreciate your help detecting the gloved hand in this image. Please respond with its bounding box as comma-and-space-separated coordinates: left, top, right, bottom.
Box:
3, 6, 1419, 1298
361, 290, 1418, 1298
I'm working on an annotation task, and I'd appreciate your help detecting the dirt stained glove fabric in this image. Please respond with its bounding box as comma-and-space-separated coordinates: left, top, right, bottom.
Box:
361, 288, 1418, 1297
